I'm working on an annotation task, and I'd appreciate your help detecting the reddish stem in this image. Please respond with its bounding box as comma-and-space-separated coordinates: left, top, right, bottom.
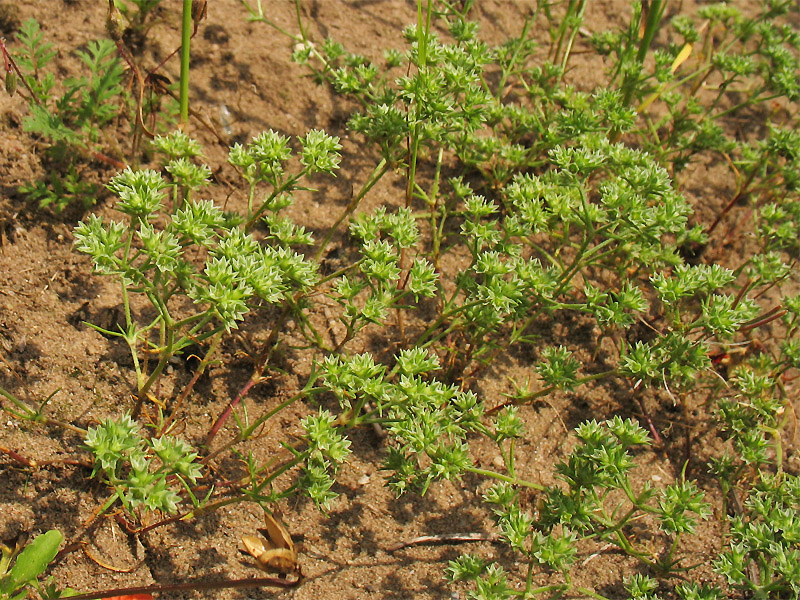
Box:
205, 374, 260, 445
64, 574, 303, 600
0, 445, 37, 468
705, 167, 759, 236
739, 307, 787, 333
635, 392, 663, 446
0, 37, 44, 104
206, 296, 301, 446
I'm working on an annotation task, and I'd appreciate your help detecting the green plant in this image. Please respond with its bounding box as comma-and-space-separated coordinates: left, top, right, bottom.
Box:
3, 0, 800, 597
11, 18, 126, 210
113, 0, 163, 38
236, 1, 798, 597
72, 134, 324, 415
6, 8, 196, 212
447, 418, 714, 600
590, 0, 800, 241
713, 472, 800, 598
227, 128, 342, 229
704, 332, 800, 598
85, 413, 204, 517
178, 0, 193, 124
0, 530, 72, 600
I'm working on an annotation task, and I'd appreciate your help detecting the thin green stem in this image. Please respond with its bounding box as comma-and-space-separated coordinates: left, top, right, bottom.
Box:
489, 369, 617, 414
204, 383, 320, 460
253, 452, 305, 495
462, 465, 545, 491
136, 320, 176, 408
314, 158, 389, 262
551, 0, 578, 65
527, 583, 571, 596
711, 91, 784, 122
244, 171, 305, 231
414, 299, 487, 347
574, 588, 613, 600
177, 311, 214, 334
179, 0, 192, 125
496, 15, 534, 97
427, 147, 445, 264
158, 332, 223, 437
0, 386, 37, 420
558, 0, 586, 77
403, 0, 433, 208
0, 387, 86, 436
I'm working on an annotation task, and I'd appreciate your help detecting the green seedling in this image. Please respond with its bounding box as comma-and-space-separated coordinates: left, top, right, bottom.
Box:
0, 530, 72, 600
113, 0, 163, 40
9, 18, 126, 210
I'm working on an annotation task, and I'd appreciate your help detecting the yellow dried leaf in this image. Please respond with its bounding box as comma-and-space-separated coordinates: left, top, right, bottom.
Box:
671, 43, 693, 74
241, 512, 299, 576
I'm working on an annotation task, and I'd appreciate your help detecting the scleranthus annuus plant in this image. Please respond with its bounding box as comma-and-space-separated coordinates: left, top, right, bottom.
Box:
74, 130, 333, 416
84, 413, 203, 516
228, 128, 342, 229
6, 1, 792, 598
245, 2, 798, 598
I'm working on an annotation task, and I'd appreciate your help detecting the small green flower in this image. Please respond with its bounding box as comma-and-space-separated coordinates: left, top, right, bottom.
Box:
108, 168, 167, 219
300, 129, 342, 174
153, 130, 203, 159
85, 414, 142, 477
537, 346, 580, 390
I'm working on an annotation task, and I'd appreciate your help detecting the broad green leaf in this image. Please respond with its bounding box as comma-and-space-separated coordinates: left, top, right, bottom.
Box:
6, 530, 62, 591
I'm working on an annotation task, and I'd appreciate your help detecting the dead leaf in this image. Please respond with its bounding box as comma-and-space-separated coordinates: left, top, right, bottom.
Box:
241, 512, 299, 576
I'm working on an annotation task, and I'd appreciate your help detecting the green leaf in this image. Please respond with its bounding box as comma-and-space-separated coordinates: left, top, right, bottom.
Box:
6, 530, 62, 592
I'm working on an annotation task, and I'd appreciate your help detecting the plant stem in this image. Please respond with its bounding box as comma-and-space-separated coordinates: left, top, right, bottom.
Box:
558, 0, 586, 77
496, 15, 534, 97
64, 575, 302, 600
488, 370, 618, 415
314, 158, 389, 262
205, 300, 316, 447
158, 332, 223, 437
463, 465, 545, 491
574, 587, 613, 600
404, 0, 433, 210
0, 386, 87, 436
179, 0, 193, 125
205, 370, 262, 447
